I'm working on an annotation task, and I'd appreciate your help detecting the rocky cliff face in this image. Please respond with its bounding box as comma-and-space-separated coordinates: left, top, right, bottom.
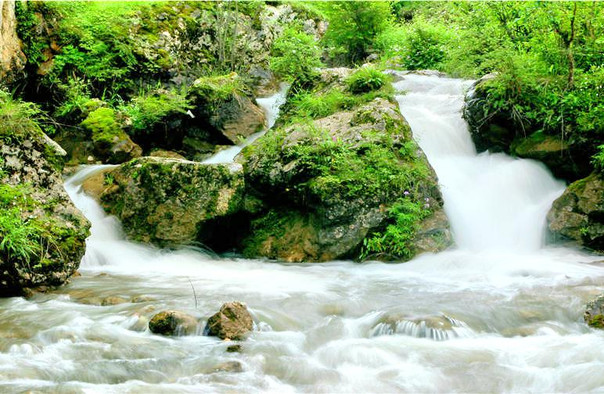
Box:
0, 0, 25, 83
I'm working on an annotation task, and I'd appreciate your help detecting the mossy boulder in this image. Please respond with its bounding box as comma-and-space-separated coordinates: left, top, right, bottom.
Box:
238, 97, 451, 262
464, 74, 591, 182
585, 294, 604, 329
149, 310, 199, 336
80, 107, 142, 164
0, 121, 89, 296
463, 74, 515, 154
190, 73, 266, 145
512, 132, 590, 181
92, 157, 246, 248
547, 173, 604, 252
204, 302, 253, 341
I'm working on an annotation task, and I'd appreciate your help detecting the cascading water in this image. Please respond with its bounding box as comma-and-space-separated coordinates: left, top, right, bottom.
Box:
202, 83, 289, 165
394, 74, 565, 252
2, 75, 604, 393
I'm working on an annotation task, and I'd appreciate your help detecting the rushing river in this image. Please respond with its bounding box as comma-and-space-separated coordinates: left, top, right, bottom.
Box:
2, 74, 604, 393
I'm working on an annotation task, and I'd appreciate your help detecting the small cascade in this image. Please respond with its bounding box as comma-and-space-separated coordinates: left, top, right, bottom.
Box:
370, 315, 475, 341
203, 83, 289, 164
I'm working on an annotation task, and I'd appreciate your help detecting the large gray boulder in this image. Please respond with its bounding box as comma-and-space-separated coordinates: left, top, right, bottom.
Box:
547, 173, 604, 252
0, 111, 89, 296
238, 97, 452, 262
86, 157, 245, 247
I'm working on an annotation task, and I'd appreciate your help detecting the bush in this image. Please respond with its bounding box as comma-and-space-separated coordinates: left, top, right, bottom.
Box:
593, 145, 604, 174
122, 88, 192, 134
270, 27, 323, 84
0, 91, 44, 141
322, 1, 392, 65
346, 67, 388, 94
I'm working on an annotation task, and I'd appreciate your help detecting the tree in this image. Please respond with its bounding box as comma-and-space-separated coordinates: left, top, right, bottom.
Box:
323, 2, 392, 65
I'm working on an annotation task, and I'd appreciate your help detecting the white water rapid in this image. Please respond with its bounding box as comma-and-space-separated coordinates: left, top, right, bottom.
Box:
2, 74, 604, 393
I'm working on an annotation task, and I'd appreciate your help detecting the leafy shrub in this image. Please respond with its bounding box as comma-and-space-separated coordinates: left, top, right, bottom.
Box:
593, 145, 604, 174
270, 27, 323, 84
122, 88, 192, 134
402, 25, 446, 70
361, 199, 431, 261
0, 184, 42, 263
346, 67, 388, 94
0, 91, 44, 141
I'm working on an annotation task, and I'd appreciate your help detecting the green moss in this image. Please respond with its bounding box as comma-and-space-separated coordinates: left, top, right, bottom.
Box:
588, 314, 604, 329
80, 107, 124, 146
191, 73, 246, 108
120, 88, 192, 135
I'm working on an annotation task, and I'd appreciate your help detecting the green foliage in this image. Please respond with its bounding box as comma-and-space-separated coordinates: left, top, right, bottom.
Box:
593, 145, 604, 174
361, 199, 431, 261
192, 73, 245, 104
80, 107, 123, 145
0, 91, 44, 141
290, 89, 357, 119
270, 27, 323, 84
322, 1, 392, 65
121, 88, 192, 134
346, 67, 388, 94
0, 184, 42, 263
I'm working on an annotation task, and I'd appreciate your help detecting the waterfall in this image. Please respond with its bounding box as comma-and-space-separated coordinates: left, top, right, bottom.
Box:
3, 74, 604, 393
394, 74, 566, 252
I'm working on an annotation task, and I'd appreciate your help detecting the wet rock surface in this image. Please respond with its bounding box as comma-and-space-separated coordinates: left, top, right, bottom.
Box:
149, 310, 199, 336
585, 294, 604, 329
548, 173, 604, 252
91, 157, 246, 248
204, 302, 253, 341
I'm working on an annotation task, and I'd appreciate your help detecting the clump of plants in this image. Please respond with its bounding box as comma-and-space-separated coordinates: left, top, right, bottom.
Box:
346, 67, 388, 93
361, 198, 431, 261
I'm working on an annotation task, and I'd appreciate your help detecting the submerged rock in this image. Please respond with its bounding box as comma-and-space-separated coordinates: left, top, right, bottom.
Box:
92, 157, 245, 248
149, 311, 199, 336
547, 173, 604, 252
204, 302, 253, 340
585, 294, 604, 329
101, 296, 128, 306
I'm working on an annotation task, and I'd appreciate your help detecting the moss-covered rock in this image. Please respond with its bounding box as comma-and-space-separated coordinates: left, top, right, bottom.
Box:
585, 294, 604, 329
80, 107, 142, 164
0, 96, 90, 296
238, 94, 451, 262
92, 157, 245, 248
512, 132, 590, 181
464, 74, 592, 182
547, 173, 604, 253
190, 73, 266, 145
